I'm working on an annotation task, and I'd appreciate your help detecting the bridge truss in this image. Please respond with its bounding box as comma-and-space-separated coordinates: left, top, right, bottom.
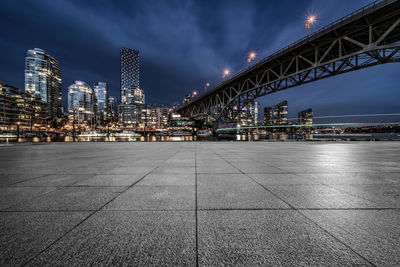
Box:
177, 0, 400, 123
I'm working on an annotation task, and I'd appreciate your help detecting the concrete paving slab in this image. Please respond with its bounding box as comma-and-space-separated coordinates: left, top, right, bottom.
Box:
329, 184, 400, 208
198, 210, 371, 266
0, 211, 90, 266
268, 184, 378, 208
74, 174, 144, 187
298, 172, 400, 185
248, 173, 318, 185
104, 185, 195, 210
197, 173, 254, 186
138, 173, 195, 186
0, 187, 57, 210
303, 209, 400, 266
198, 182, 289, 209
153, 166, 195, 174
13, 174, 95, 187
0, 173, 54, 187
8, 187, 121, 211
28, 211, 196, 266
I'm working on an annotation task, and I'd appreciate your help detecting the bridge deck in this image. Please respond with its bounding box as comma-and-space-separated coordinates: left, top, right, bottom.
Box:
1, 142, 400, 265
178, 0, 400, 118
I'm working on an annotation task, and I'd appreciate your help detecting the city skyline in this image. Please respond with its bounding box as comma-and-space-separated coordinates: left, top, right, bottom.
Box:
0, 0, 400, 119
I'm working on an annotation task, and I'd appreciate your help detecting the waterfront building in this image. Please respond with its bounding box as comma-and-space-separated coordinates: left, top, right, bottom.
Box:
119, 103, 170, 130
24, 48, 62, 119
0, 81, 48, 131
118, 104, 139, 128
298, 108, 313, 125
94, 82, 109, 122
67, 81, 94, 124
273, 100, 288, 125
121, 48, 142, 105
263, 107, 274, 125
108, 96, 118, 121
249, 101, 260, 125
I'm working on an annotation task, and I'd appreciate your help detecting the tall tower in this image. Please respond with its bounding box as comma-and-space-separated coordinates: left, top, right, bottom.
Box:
25, 48, 62, 120
94, 82, 109, 121
67, 81, 94, 124
120, 48, 140, 104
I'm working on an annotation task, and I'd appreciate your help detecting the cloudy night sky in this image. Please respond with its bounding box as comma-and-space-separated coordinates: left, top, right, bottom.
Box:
0, 0, 399, 121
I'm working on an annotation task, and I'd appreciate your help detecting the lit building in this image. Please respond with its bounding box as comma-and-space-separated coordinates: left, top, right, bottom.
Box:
94, 82, 109, 122
0, 81, 48, 131
24, 48, 62, 120
119, 103, 170, 130
118, 104, 139, 128
249, 101, 260, 125
68, 81, 95, 124
263, 107, 274, 125
108, 96, 118, 121
298, 108, 313, 125
273, 100, 288, 125
121, 48, 142, 105
237, 101, 260, 126
127, 87, 144, 104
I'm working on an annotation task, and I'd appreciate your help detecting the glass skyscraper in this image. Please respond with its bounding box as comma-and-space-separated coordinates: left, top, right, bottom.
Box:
24, 48, 62, 120
108, 96, 117, 121
120, 48, 143, 104
68, 81, 94, 124
94, 82, 109, 120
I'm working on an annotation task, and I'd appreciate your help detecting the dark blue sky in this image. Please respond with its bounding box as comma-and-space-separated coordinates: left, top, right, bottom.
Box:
0, 0, 399, 120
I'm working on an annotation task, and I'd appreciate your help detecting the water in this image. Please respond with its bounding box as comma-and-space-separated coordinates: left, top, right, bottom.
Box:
0, 135, 198, 143
1, 133, 399, 143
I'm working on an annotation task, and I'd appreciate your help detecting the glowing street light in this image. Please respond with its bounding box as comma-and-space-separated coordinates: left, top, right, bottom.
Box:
204, 82, 210, 92
222, 69, 230, 79
247, 51, 256, 63
306, 15, 317, 36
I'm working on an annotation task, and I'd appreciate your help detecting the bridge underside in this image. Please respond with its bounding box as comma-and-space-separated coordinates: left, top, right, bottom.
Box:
178, 1, 400, 124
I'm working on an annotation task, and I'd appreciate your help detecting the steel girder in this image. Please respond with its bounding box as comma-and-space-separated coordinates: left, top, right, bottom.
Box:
178, 1, 400, 122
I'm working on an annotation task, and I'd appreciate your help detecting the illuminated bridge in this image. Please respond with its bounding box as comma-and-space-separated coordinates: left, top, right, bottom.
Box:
177, 0, 400, 124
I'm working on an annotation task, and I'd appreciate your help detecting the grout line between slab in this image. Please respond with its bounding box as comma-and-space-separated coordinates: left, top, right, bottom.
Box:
21, 150, 181, 266
212, 147, 377, 267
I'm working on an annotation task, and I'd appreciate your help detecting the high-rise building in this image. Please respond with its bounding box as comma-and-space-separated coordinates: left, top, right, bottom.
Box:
0, 81, 48, 131
121, 48, 142, 105
67, 81, 94, 124
249, 101, 260, 125
25, 48, 62, 120
263, 107, 274, 125
94, 82, 109, 122
273, 100, 288, 125
298, 108, 313, 125
108, 96, 117, 121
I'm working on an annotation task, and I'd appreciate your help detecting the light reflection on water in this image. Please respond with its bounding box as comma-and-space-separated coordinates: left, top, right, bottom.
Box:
1, 135, 198, 143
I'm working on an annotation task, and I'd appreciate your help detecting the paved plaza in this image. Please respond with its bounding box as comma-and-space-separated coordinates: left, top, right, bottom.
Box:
0, 141, 400, 266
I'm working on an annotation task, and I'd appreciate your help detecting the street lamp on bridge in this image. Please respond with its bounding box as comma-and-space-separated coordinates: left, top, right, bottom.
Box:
306, 15, 317, 37
204, 82, 210, 92
222, 69, 230, 79
247, 51, 256, 63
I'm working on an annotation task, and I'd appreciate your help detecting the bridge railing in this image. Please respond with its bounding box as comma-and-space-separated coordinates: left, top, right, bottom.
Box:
179, 0, 391, 109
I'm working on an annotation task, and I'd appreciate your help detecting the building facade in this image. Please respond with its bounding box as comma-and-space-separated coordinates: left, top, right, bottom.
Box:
67, 81, 94, 124
0, 81, 48, 131
119, 103, 169, 130
273, 100, 288, 125
298, 108, 313, 125
94, 82, 109, 122
263, 107, 274, 125
25, 48, 62, 119
108, 96, 118, 122
121, 48, 141, 105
